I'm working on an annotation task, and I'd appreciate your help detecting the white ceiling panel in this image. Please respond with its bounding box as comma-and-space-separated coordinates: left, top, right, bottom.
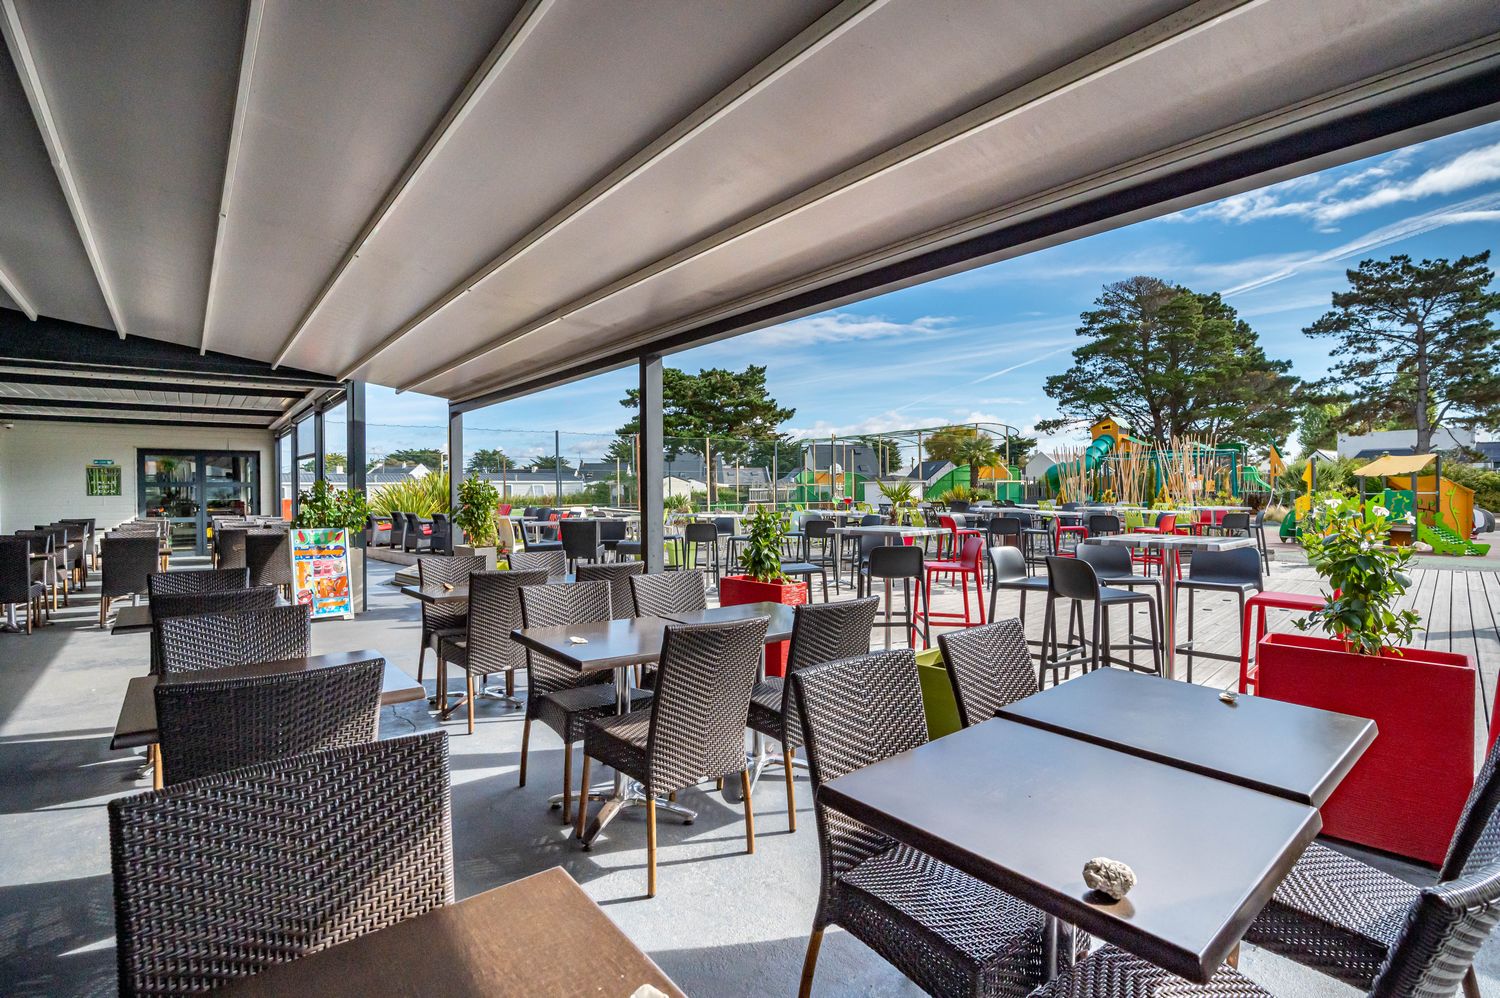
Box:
7, 0, 245, 346
1, 0, 1496, 406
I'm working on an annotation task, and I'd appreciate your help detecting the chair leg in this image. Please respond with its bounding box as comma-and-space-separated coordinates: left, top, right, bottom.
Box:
99, 595, 109, 628
741, 769, 755, 854
417, 641, 426, 683
562, 742, 573, 824
784, 749, 797, 832
576, 754, 592, 838
1185, 588, 1196, 684
798, 928, 825, 998
466, 675, 475, 734
518, 717, 531, 786
1462, 966, 1481, 998
646, 798, 658, 898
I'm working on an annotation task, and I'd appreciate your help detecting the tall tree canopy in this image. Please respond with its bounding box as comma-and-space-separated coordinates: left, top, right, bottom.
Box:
466, 448, 515, 473
382, 447, 443, 470
529, 454, 572, 472
618, 365, 795, 464
1305, 252, 1500, 453
1038, 276, 1299, 447
923, 426, 1035, 469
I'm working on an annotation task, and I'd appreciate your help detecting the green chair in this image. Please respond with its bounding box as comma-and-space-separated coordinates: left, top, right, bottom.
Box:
914, 647, 962, 739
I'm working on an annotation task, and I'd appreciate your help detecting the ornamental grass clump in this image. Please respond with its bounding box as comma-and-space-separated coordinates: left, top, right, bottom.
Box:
1295, 492, 1422, 656
738, 505, 788, 583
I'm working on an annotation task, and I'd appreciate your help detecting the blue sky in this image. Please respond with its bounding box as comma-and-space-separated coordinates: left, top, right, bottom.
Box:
365, 119, 1500, 466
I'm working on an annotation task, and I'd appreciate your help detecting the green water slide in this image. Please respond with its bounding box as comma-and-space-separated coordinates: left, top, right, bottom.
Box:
1044, 433, 1115, 496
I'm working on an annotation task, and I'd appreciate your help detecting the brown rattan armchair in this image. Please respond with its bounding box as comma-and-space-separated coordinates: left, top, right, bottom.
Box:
436, 568, 546, 732
147, 585, 279, 674
99, 534, 160, 627
0, 536, 47, 633
517, 581, 651, 824
746, 597, 879, 831
791, 649, 1085, 998
155, 657, 383, 786
576, 560, 644, 619
578, 616, 769, 897
936, 618, 1039, 727
628, 569, 708, 617
415, 554, 487, 682
146, 566, 249, 598
108, 732, 453, 996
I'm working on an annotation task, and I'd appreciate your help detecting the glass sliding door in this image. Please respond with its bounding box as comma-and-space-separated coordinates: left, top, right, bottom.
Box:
139, 450, 261, 554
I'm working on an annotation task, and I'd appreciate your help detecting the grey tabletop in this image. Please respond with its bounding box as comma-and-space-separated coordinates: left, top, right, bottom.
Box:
828, 525, 944, 537
997, 670, 1376, 806
819, 719, 1320, 984
662, 601, 795, 642
401, 575, 572, 605
1087, 532, 1256, 550
111, 650, 421, 749
511, 616, 676, 673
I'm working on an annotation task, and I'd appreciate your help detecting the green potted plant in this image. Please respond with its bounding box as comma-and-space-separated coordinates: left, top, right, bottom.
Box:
453, 475, 502, 569
878, 480, 920, 526
719, 505, 808, 677
293, 479, 370, 609
1256, 493, 1475, 865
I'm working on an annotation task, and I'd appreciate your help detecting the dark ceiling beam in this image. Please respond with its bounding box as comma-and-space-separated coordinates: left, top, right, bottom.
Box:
0, 370, 305, 398
0, 309, 340, 386
0, 395, 279, 416
0, 412, 273, 430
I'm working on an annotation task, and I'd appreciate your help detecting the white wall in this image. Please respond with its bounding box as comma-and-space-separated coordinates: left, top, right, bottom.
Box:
0, 421, 275, 534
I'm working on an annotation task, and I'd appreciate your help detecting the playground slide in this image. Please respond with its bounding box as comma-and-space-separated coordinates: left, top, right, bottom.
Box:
1044, 433, 1114, 496
1417, 520, 1491, 556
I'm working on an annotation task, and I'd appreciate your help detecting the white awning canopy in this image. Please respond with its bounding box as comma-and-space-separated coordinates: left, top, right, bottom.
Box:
2, 0, 1498, 413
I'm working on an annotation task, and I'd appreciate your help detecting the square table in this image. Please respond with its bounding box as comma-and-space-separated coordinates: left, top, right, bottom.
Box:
819, 719, 1320, 983
1084, 533, 1256, 680
660, 600, 795, 642
997, 669, 1376, 806
400, 574, 572, 606
220, 866, 684, 997
111, 650, 423, 788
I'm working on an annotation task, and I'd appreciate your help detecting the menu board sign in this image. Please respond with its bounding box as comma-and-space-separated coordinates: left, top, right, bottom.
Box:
290, 527, 353, 620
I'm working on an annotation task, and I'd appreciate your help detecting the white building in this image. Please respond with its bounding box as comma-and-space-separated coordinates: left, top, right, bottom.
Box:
1336, 428, 1475, 459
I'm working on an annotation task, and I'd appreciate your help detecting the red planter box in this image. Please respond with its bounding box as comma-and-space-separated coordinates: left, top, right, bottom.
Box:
1257, 632, 1475, 866
718, 574, 808, 678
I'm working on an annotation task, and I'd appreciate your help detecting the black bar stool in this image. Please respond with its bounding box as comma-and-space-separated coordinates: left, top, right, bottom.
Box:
682, 522, 722, 583
860, 542, 928, 649
1042, 555, 1161, 688
987, 546, 1049, 652
1076, 543, 1163, 672
1175, 546, 1263, 683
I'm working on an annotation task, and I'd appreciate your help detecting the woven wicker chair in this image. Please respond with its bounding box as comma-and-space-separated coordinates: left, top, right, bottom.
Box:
60, 517, 96, 570
146, 567, 249, 599
100, 534, 160, 627
45, 523, 87, 591
109, 731, 453, 996
215, 527, 249, 569
13, 529, 57, 612
790, 649, 1084, 998
1030, 863, 1500, 998
578, 616, 769, 897
628, 569, 708, 617
157, 603, 310, 674
0, 536, 47, 633
146, 586, 280, 674
746, 597, 879, 832
517, 581, 652, 825
510, 547, 566, 577
245, 530, 293, 598
937, 618, 1039, 727
1246, 738, 1500, 996
415, 554, 487, 682
436, 569, 546, 732
576, 561, 644, 619
155, 658, 383, 786
37, 524, 73, 605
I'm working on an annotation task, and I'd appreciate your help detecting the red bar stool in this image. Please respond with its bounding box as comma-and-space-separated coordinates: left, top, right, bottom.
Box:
1055, 514, 1088, 556
920, 535, 986, 629
937, 514, 982, 561
1134, 513, 1180, 577
1238, 589, 1326, 693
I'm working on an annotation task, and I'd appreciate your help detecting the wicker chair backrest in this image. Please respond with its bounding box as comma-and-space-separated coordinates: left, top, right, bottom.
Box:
156, 658, 382, 785
244, 530, 292, 589
629, 570, 707, 617
417, 554, 487, 633
576, 561, 644, 619
158, 603, 310, 674
518, 581, 612, 698
463, 569, 547, 675
102, 535, 160, 599
1441, 737, 1500, 881
0, 537, 37, 603
108, 732, 452, 996
147, 567, 249, 599
1369, 865, 1500, 998
647, 617, 768, 792
510, 547, 566, 577
937, 618, 1038, 726
148, 586, 280, 675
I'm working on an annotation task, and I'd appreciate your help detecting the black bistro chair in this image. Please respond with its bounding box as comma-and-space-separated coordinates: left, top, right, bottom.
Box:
0, 536, 47, 633
99, 534, 159, 627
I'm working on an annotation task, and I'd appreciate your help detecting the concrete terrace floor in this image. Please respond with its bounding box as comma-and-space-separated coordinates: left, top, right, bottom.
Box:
2, 539, 1498, 997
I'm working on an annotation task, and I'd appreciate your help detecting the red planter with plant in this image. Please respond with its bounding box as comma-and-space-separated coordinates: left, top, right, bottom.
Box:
718, 507, 808, 677
1258, 632, 1474, 865
1257, 495, 1476, 866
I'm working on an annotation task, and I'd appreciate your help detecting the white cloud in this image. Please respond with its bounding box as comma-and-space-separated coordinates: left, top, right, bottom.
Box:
745, 312, 955, 347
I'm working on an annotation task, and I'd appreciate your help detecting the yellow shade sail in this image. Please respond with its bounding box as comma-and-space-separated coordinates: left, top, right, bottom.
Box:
1352, 454, 1436, 477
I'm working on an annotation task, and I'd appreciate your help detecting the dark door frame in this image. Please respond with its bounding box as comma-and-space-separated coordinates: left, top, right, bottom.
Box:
137, 448, 261, 555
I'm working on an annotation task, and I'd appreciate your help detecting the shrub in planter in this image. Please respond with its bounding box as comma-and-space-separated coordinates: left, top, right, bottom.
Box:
453, 476, 501, 568
719, 505, 807, 677
1257, 493, 1474, 865
293, 479, 369, 610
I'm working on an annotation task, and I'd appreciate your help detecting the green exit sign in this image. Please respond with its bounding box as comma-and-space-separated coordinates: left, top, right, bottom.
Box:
91, 459, 115, 466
